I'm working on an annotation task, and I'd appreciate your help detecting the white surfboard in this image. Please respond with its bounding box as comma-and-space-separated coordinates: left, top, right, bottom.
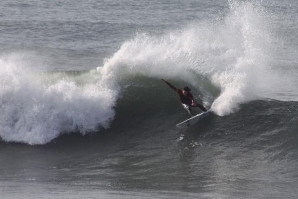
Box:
176, 111, 210, 128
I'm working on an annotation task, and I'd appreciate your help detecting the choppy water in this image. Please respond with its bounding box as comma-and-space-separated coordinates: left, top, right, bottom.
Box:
0, 0, 297, 198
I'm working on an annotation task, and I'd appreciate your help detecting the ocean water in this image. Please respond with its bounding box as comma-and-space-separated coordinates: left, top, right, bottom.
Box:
0, 0, 298, 198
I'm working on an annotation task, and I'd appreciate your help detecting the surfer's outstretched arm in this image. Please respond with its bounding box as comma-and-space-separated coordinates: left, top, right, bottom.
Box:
161, 79, 178, 92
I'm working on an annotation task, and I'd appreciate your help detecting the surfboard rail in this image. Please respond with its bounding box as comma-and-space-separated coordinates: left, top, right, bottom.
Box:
176, 111, 210, 128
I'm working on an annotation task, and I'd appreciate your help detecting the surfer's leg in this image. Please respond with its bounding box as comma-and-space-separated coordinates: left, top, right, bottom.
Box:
182, 103, 193, 116
194, 103, 207, 112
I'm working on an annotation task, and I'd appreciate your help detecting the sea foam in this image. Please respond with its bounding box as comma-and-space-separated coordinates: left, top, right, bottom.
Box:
1, 1, 296, 144
99, 1, 283, 116
0, 54, 117, 144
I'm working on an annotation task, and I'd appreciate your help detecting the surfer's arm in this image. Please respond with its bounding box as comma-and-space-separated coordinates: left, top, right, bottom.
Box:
190, 96, 207, 112
162, 79, 178, 92
188, 93, 196, 105
191, 100, 196, 106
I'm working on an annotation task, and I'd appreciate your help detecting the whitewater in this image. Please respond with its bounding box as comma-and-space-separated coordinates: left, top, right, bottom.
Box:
1, 1, 298, 199
0, 0, 297, 146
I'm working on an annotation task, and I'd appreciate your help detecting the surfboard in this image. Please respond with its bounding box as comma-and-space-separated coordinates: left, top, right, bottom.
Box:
176, 111, 210, 128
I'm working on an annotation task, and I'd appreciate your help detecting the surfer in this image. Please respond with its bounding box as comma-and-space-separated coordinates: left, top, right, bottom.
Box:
162, 79, 207, 116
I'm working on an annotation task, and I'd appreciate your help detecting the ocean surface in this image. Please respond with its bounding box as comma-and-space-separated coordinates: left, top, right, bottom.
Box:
0, 0, 298, 198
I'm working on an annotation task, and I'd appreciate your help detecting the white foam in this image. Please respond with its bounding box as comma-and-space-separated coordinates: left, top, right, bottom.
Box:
0, 54, 117, 145
99, 1, 298, 116
1, 1, 297, 144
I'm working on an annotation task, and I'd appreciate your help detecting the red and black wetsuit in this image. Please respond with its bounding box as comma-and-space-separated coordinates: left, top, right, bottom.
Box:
163, 80, 207, 112
176, 89, 193, 106
163, 81, 194, 105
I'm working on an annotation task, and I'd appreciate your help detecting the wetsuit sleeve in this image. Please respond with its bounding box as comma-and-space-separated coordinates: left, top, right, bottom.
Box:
163, 80, 178, 92
188, 93, 207, 111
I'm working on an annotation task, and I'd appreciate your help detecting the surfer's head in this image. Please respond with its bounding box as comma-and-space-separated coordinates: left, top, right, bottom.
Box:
183, 86, 191, 92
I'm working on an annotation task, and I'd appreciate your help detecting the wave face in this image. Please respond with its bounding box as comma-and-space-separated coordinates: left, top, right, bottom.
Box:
99, 1, 298, 116
0, 1, 297, 145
